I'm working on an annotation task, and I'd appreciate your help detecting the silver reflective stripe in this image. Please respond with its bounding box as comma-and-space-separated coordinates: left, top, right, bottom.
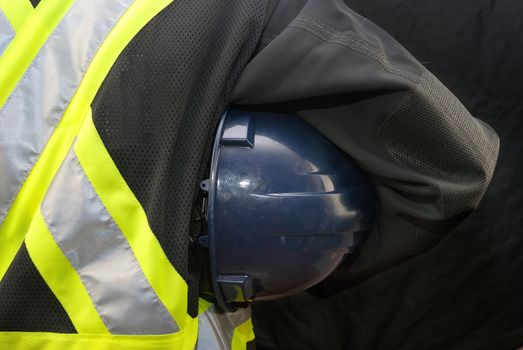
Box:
0, 0, 133, 226
41, 146, 178, 335
197, 305, 251, 350
0, 9, 14, 56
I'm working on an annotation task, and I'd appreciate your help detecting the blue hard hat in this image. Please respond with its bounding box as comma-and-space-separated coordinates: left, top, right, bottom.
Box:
200, 109, 376, 310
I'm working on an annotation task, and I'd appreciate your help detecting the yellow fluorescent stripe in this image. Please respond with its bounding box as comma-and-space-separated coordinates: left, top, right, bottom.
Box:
25, 209, 108, 334
0, 0, 75, 279
0, 318, 198, 350
0, 0, 174, 282
75, 111, 190, 329
231, 318, 255, 350
198, 299, 213, 315
0, 102, 88, 281
0, 0, 73, 109
0, 0, 33, 31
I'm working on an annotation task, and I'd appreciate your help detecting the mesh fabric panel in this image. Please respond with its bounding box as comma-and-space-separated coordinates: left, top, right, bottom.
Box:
91, 0, 266, 315
378, 72, 499, 218
0, 243, 76, 333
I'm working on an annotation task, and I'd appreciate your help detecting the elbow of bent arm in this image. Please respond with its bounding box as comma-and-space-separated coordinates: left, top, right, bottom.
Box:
378, 71, 500, 219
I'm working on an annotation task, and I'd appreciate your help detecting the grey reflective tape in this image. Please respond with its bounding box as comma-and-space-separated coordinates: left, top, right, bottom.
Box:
41, 146, 177, 335
197, 305, 251, 350
0, 0, 133, 227
0, 9, 15, 56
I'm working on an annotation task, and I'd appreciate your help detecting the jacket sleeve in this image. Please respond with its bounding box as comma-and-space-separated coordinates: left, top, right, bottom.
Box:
230, 0, 500, 281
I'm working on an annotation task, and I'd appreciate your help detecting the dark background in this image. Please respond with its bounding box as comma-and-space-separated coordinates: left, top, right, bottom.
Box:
253, 1, 523, 349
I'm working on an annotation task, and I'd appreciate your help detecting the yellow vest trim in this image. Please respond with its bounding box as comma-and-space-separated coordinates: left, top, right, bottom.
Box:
25, 209, 108, 334
0, 318, 198, 350
0, 0, 33, 31
0, 0, 73, 110
232, 318, 255, 350
0, 0, 75, 280
75, 110, 190, 330
198, 299, 213, 315
197, 298, 255, 350
0, 0, 174, 281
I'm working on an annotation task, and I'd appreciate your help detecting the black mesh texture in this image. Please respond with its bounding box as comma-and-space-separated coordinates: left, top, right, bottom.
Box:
378, 72, 499, 218
91, 0, 266, 315
30, 0, 40, 8
0, 243, 76, 333
289, 15, 419, 82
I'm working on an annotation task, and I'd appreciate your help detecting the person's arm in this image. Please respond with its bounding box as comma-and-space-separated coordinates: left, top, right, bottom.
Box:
231, 0, 499, 281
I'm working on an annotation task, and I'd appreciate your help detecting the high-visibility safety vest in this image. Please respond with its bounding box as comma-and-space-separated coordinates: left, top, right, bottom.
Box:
0, 0, 256, 349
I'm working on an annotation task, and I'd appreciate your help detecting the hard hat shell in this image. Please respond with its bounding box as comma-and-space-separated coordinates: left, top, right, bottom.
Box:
204, 109, 376, 310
